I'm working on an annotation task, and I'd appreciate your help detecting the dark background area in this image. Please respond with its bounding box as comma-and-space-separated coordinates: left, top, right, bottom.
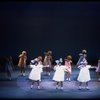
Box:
0, 1, 100, 65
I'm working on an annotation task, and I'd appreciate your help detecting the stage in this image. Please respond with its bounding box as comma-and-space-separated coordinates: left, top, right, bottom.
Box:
0, 66, 100, 99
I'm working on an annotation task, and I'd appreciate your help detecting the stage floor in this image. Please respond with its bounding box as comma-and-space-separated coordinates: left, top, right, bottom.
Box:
0, 67, 100, 99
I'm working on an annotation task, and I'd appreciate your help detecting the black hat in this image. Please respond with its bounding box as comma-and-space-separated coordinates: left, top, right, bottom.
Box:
31, 58, 38, 65
55, 58, 63, 65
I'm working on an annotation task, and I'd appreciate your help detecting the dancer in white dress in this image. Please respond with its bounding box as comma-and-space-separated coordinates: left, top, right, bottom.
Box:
29, 58, 43, 89
77, 49, 91, 90
53, 58, 67, 90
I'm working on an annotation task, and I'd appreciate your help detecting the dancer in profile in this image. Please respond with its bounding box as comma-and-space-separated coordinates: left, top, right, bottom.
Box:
53, 58, 67, 90
43, 50, 53, 76
77, 49, 91, 90
64, 55, 72, 81
29, 58, 43, 89
18, 51, 27, 76
96, 58, 100, 81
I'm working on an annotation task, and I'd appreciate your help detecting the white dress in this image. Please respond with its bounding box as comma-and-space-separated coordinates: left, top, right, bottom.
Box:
53, 65, 66, 81
77, 65, 91, 82
29, 64, 43, 81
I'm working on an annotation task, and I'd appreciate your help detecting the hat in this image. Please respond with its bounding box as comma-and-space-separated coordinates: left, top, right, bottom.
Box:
31, 58, 38, 64
34, 58, 38, 62
59, 58, 63, 63
55, 58, 63, 64
82, 49, 87, 53
67, 55, 72, 60
22, 51, 27, 54
55, 60, 59, 64
30, 60, 35, 64
47, 50, 52, 55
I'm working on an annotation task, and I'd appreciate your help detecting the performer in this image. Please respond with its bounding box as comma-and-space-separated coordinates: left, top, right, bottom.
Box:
18, 51, 27, 76
38, 56, 43, 65
96, 58, 100, 81
77, 49, 91, 90
5, 56, 14, 80
53, 58, 67, 90
43, 50, 53, 76
64, 55, 72, 81
29, 58, 43, 89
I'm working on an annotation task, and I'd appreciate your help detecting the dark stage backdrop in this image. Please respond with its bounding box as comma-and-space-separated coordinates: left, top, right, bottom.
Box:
0, 1, 100, 65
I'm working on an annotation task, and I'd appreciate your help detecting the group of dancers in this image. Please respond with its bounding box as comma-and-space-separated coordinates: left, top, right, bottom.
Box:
4, 49, 100, 90
17, 49, 100, 90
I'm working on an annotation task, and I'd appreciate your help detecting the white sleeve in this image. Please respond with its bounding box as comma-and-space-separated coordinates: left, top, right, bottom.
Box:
54, 66, 57, 70
40, 66, 43, 72
30, 65, 34, 68
41, 65, 43, 68
86, 65, 91, 69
